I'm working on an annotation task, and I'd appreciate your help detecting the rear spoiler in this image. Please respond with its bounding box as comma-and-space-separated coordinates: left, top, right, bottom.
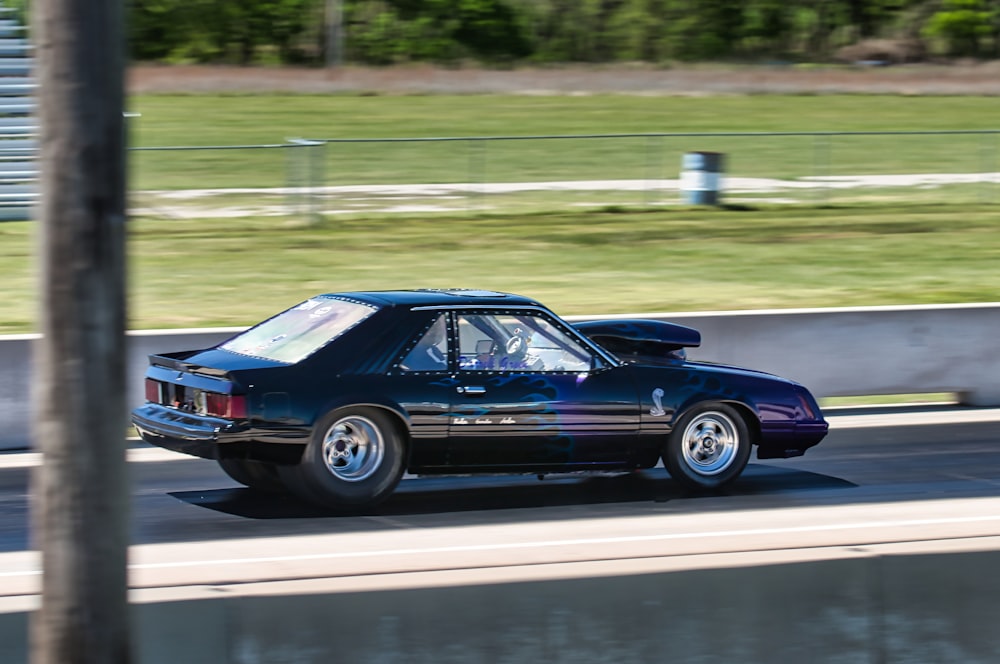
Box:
149, 351, 231, 378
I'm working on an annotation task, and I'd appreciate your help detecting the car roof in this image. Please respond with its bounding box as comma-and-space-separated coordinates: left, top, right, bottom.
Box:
324, 289, 544, 309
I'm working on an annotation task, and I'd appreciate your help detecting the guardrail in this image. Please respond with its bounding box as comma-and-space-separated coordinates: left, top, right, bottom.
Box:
2, 303, 998, 450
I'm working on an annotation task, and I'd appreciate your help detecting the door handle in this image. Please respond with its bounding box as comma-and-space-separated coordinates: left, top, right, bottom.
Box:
457, 386, 486, 395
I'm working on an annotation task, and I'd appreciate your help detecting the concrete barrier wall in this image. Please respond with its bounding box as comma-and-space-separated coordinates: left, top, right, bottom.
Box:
0, 329, 239, 450
3, 303, 999, 450
591, 302, 1000, 407
2, 546, 1000, 662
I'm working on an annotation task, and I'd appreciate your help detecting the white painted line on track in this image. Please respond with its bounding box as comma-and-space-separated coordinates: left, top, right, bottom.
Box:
826, 408, 1000, 429
3, 512, 1000, 579
123, 514, 1000, 571
0, 445, 197, 469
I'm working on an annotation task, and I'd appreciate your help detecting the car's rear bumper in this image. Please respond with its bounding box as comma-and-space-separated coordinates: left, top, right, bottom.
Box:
131, 403, 249, 460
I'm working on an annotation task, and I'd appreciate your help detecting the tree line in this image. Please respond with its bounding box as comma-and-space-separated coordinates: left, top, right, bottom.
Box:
11, 0, 1000, 64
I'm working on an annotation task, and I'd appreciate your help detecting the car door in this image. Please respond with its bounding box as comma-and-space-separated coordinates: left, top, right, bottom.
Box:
447, 310, 640, 469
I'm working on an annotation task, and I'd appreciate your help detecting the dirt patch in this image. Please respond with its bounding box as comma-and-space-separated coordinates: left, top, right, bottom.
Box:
128, 62, 1000, 96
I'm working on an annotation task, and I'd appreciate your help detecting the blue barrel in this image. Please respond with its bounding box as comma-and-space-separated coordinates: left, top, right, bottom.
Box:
680, 152, 724, 205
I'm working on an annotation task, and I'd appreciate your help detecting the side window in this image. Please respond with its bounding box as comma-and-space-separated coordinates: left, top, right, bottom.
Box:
457, 313, 594, 373
399, 315, 449, 372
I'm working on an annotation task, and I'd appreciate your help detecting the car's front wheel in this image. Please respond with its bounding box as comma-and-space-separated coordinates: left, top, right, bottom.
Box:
279, 406, 405, 509
663, 403, 751, 491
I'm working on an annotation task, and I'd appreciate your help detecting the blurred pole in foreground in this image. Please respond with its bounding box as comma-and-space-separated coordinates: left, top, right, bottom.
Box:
30, 0, 130, 662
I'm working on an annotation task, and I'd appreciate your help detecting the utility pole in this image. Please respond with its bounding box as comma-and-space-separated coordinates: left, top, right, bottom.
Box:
30, 0, 130, 662
326, 0, 344, 67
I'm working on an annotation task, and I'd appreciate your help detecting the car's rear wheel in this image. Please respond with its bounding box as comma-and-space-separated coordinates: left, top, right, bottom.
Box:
663, 403, 751, 491
217, 458, 286, 493
279, 406, 405, 509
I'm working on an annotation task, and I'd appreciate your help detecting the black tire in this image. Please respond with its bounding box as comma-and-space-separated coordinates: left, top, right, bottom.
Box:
663, 403, 752, 491
278, 406, 405, 509
217, 458, 287, 493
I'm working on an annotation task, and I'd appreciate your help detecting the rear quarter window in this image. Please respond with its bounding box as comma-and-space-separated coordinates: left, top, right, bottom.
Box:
220, 298, 379, 364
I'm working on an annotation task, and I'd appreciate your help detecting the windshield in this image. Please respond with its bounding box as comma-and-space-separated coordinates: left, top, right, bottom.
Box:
220, 297, 379, 364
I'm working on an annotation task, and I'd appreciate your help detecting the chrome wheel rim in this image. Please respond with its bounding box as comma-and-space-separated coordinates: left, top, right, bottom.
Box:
321, 416, 384, 482
680, 411, 739, 476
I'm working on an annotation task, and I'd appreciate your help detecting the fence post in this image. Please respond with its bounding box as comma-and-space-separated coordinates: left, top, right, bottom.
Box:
309, 140, 326, 220
980, 132, 997, 204
467, 137, 486, 212
813, 134, 831, 204
287, 139, 324, 223
643, 134, 663, 207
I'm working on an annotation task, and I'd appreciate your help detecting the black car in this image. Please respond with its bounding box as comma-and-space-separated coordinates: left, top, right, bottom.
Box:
132, 289, 828, 508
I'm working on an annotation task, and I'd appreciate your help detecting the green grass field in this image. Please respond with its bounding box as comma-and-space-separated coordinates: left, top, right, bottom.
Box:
2, 203, 998, 333
0, 93, 996, 335
130, 94, 1000, 145
128, 95, 1000, 191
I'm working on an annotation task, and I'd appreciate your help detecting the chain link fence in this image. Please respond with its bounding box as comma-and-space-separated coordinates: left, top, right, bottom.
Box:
128, 130, 1000, 221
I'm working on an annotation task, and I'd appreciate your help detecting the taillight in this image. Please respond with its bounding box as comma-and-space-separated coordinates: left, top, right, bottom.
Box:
204, 393, 247, 419
145, 379, 162, 404
797, 391, 818, 420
